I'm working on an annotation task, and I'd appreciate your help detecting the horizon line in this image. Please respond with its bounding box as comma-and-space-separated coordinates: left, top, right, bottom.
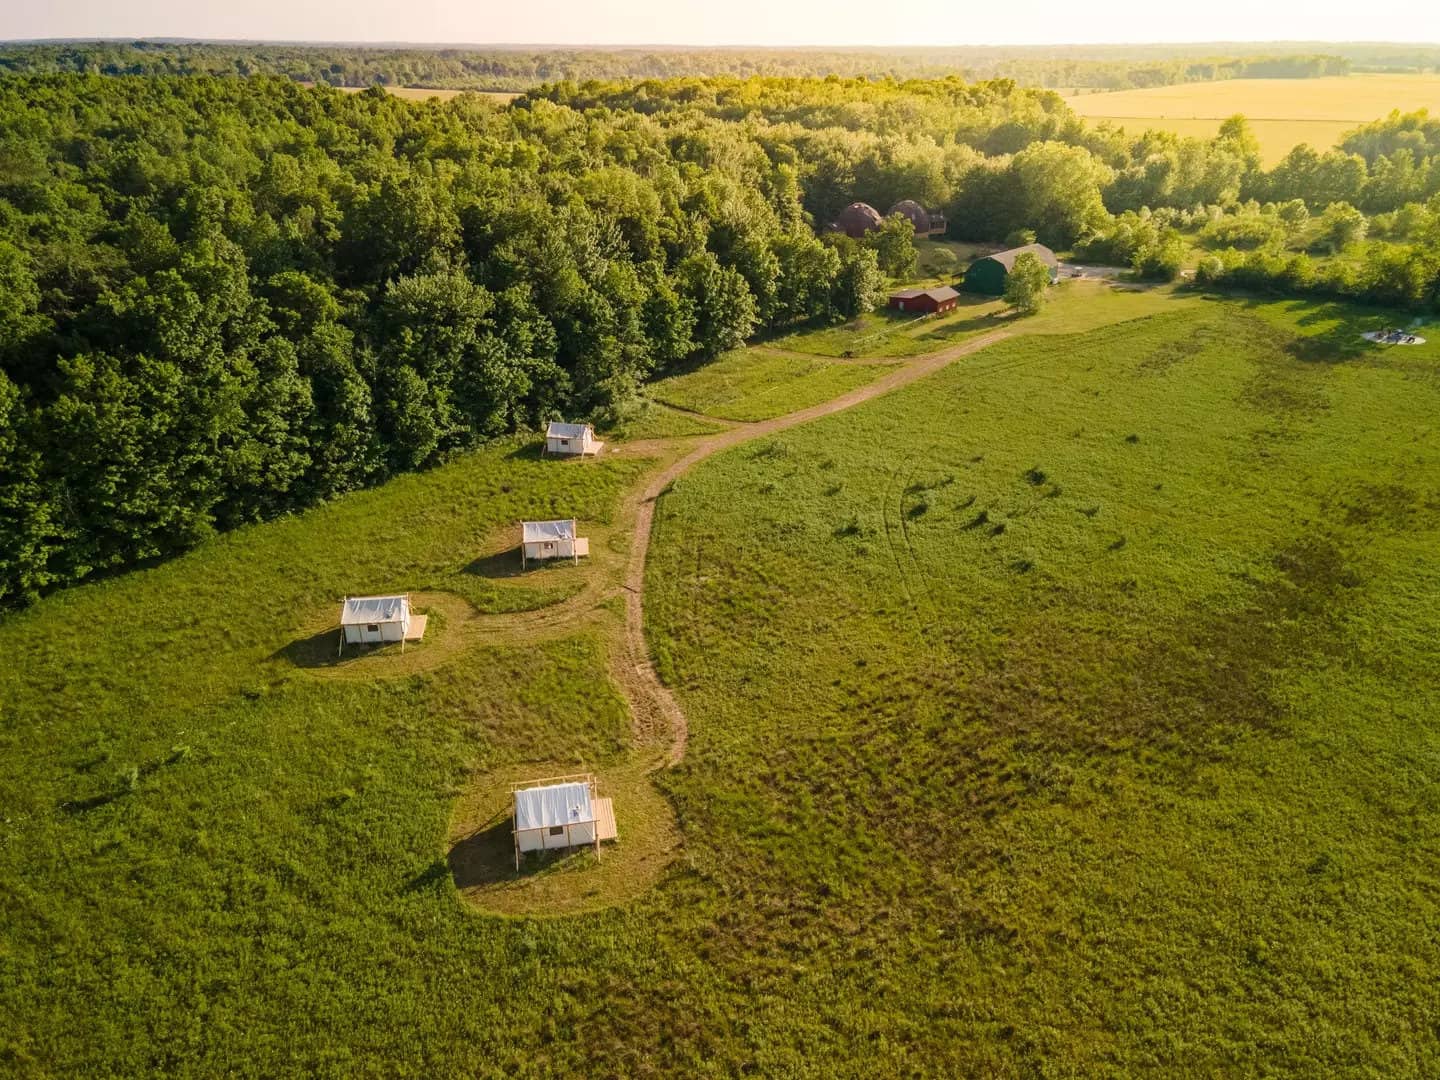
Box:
3, 36, 1438, 50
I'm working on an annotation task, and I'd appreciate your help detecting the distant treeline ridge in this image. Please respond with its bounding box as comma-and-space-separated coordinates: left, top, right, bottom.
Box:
0, 40, 1379, 91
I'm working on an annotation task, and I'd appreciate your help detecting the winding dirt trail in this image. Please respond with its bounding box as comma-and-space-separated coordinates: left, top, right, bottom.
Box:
612, 329, 1011, 763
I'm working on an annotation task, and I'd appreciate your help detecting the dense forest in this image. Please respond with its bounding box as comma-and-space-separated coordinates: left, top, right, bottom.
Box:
1, 71, 1439, 605
0, 40, 1362, 91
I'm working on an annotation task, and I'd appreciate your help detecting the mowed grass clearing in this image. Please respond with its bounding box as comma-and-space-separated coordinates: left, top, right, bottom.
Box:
645, 298, 1440, 1073
650, 283, 1203, 426
1067, 73, 1440, 163
774, 279, 1198, 360
647, 348, 893, 421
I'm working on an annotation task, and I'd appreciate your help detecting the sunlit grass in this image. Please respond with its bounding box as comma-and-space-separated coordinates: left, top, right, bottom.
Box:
645, 297, 1440, 1074
4, 296, 1439, 1074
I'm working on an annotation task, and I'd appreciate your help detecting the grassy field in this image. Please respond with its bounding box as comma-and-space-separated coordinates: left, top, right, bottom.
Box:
772, 279, 1195, 361
1067, 73, 1440, 163
606, 399, 729, 440
0, 435, 696, 1074
646, 298, 1440, 1074
4, 291, 1439, 1074
648, 348, 894, 420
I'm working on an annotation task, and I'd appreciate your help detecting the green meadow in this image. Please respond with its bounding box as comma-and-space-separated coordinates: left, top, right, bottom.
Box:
2, 291, 1438, 1075
645, 299, 1440, 1074
648, 348, 894, 421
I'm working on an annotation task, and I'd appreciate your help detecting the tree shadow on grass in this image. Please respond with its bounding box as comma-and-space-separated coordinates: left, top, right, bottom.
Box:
272, 627, 406, 670
504, 441, 545, 462
913, 304, 1008, 346
1239, 297, 1398, 365
461, 548, 527, 580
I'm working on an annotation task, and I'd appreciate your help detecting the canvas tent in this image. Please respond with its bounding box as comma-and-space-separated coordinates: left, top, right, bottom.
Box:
520, 519, 589, 567
545, 421, 603, 457
339, 594, 413, 652
511, 774, 617, 868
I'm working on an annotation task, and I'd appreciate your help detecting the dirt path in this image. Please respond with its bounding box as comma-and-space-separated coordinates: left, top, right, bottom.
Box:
611, 329, 1011, 763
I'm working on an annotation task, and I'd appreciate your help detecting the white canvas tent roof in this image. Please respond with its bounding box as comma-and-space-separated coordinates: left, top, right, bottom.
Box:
546, 421, 591, 439
340, 594, 408, 625
522, 519, 577, 543
514, 781, 594, 830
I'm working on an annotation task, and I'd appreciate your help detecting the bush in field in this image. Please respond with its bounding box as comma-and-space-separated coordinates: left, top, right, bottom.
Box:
830, 247, 886, 319
1308, 202, 1369, 253
868, 215, 918, 279
1199, 208, 1286, 250
1077, 212, 1186, 280
1004, 253, 1052, 315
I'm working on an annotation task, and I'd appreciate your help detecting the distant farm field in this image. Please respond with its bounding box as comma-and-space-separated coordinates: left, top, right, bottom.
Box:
1067, 74, 1440, 163
334, 85, 517, 103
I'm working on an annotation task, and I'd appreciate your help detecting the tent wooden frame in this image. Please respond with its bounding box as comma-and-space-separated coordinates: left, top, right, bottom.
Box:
510, 772, 601, 871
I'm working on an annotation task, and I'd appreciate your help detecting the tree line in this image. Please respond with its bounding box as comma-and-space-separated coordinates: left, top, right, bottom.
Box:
2, 72, 1440, 605
0, 74, 932, 603
0, 41, 1356, 92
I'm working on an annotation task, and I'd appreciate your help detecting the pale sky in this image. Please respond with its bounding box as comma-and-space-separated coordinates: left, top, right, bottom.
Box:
3, 0, 1439, 48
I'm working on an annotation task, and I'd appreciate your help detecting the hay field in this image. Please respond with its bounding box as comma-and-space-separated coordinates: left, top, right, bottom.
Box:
334, 85, 517, 103
1068, 73, 1440, 163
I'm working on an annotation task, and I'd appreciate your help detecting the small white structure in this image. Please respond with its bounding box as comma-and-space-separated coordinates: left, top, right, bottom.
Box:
545, 421, 603, 457
520, 519, 589, 567
337, 594, 426, 655
511, 773, 617, 869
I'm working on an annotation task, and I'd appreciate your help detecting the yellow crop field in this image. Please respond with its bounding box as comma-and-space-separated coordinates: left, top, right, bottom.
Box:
334, 86, 518, 104
1066, 74, 1440, 164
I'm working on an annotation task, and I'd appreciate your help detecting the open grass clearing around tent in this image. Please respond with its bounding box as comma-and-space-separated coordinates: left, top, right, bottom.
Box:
647, 348, 893, 421
606, 399, 731, 440
644, 297, 1440, 1074
0, 430, 707, 1073
448, 755, 682, 917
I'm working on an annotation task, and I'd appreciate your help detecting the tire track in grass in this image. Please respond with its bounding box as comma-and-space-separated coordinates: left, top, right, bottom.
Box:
880, 463, 928, 642
615, 329, 1012, 762
896, 462, 942, 637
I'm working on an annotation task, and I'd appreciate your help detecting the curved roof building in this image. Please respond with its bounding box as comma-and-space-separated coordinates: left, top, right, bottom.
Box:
831, 201, 883, 238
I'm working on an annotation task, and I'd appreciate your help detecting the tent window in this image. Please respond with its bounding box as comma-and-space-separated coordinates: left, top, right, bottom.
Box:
548, 825, 565, 836
366, 623, 379, 633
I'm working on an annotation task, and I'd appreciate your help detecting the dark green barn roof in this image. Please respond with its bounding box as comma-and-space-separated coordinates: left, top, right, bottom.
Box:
962, 243, 1060, 295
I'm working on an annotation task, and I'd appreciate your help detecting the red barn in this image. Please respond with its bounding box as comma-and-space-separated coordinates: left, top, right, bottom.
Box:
888, 286, 959, 315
